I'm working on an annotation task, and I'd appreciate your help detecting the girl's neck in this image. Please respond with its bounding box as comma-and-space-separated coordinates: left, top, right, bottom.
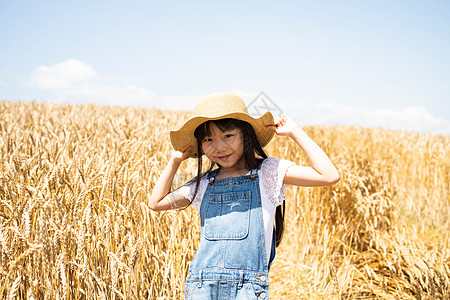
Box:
215, 159, 248, 179
216, 167, 250, 179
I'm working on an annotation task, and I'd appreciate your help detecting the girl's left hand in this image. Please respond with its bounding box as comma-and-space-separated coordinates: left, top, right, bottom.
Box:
265, 115, 299, 137
170, 147, 192, 164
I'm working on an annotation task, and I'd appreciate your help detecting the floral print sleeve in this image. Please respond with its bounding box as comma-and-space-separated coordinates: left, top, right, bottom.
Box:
176, 176, 207, 211
260, 157, 296, 207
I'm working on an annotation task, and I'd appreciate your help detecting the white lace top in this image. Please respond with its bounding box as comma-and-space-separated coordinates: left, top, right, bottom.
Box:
177, 157, 296, 265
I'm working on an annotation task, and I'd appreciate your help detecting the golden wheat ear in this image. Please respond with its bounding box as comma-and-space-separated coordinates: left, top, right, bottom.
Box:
1, 101, 448, 299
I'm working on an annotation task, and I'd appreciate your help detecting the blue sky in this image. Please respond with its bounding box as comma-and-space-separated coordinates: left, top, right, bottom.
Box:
1, 0, 449, 134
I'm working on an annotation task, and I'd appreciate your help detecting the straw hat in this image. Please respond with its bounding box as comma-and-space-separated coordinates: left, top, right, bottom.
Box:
170, 92, 275, 158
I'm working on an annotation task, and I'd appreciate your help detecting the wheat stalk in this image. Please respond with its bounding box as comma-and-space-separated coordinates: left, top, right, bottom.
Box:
1, 101, 448, 299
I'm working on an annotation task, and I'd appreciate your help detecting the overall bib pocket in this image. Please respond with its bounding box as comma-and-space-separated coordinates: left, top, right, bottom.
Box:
236, 282, 269, 300
204, 191, 251, 240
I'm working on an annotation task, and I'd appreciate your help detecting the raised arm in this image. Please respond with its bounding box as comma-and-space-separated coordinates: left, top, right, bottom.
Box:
148, 148, 192, 211
266, 115, 340, 187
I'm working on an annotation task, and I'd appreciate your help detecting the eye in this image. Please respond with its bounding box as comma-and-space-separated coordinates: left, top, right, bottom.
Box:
224, 134, 233, 139
203, 137, 212, 143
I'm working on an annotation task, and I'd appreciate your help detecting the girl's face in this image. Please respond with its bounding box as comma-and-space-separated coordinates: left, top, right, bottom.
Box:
201, 123, 244, 171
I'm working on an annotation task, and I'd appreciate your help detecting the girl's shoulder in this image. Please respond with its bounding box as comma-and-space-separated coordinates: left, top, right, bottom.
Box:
260, 157, 295, 172
184, 172, 209, 187
259, 157, 296, 207
178, 173, 209, 211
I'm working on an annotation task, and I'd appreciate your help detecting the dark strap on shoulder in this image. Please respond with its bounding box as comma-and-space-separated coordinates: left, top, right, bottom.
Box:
207, 168, 219, 185
256, 158, 265, 168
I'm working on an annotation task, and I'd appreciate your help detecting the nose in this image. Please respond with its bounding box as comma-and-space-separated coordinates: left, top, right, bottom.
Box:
213, 139, 228, 153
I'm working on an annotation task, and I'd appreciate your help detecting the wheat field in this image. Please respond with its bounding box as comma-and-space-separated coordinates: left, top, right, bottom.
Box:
0, 100, 449, 299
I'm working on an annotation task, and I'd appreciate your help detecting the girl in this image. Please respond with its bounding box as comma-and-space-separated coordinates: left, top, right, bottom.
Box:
149, 92, 339, 300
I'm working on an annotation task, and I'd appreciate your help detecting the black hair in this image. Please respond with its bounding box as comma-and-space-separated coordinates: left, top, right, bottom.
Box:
190, 118, 285, 247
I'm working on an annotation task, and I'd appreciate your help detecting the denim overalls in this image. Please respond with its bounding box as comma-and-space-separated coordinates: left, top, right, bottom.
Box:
185, 165, 276, 300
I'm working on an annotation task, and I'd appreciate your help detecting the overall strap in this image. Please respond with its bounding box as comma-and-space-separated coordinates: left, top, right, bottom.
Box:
207, 169, 219, 185
250, 158, 265, 179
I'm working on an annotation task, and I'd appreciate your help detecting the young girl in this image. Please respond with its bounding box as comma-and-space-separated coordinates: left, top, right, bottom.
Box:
149, 92, 340, 300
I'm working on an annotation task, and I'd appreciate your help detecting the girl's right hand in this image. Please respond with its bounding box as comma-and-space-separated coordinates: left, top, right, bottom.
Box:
149, 146, 193, 211
266, 115, 299, 137
170, 147, 192, 164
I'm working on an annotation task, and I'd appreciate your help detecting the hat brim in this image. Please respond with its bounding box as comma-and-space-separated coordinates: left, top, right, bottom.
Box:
170, 111, 275, 158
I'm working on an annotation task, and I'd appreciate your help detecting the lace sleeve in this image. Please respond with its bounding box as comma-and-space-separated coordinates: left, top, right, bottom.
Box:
261, 157, 296, 207
176, 177, 206, 211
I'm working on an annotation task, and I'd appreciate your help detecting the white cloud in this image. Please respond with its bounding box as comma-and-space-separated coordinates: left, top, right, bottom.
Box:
24, 60, 450, 135
26, 59, 159, 107
29, 59, 98, 90
289, 101, 450, 135
25, 60, 253, 111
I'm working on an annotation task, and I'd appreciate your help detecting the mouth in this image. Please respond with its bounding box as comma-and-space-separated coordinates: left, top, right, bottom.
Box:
216, 154, 232, 161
